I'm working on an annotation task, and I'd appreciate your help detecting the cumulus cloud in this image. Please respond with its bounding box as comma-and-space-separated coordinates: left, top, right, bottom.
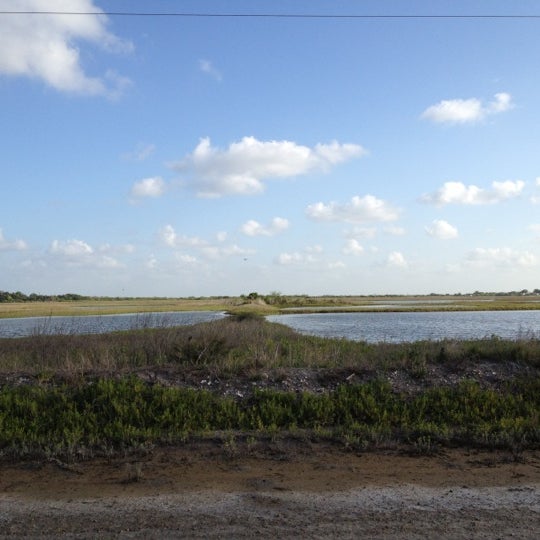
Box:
241, 217, 289, 237
342, 239, 364, 255
159, 224, 253, 260
421, 92, 513, 124
48, 238, 122, 268
387, 251, 408, 268
199, 59, 222, 81
0, 0, 133, 96
50, 239, 93, 256
306, 195, 399, 224
146, 254, 158, 269
173, 136, 366, 197
466, 247, 537, 268
0, 228, 27, 251
422, 180, 524, 206
425, 219, 458, 240
158, 225, 206, 248
200, 244, 254, 260
275, 245, 322, 266
176, 254, 198, 265
130, 177, 166, 199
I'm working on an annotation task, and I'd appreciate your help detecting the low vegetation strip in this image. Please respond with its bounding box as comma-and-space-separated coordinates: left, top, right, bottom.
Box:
0, 377, 539, 459
1, 316, 539, 459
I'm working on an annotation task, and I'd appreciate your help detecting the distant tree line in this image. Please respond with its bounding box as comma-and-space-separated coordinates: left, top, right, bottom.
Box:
468, 289, 540, 296
0, 291, 89, 303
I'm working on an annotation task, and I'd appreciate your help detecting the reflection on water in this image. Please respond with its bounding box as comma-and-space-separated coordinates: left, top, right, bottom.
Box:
267, 310, 540, 343
0, 311, 227, 338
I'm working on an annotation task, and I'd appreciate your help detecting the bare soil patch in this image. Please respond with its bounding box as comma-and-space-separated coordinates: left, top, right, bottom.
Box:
1, 444, 539, 538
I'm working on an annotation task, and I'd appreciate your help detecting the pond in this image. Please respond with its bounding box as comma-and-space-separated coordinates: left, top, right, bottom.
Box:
0, 311, 227, 338
266, 310, 540, 343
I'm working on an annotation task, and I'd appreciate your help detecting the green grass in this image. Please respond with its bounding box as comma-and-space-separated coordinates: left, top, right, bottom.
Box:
0, 377, 538, 459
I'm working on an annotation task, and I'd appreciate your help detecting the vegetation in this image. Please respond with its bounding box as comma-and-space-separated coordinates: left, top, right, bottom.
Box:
1, 315, 540, 374
0, 291, 89, 303
0, 315, 539, 459
0, 377, 538, 459
1, 291, 540, 319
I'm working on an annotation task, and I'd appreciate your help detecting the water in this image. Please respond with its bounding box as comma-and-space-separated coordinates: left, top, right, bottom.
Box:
266, 310, 540, 343
0, 311, 227, 338
2, 309, 540, 343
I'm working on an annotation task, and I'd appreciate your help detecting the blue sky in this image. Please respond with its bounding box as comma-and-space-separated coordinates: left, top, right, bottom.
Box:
2, 0, 540, 296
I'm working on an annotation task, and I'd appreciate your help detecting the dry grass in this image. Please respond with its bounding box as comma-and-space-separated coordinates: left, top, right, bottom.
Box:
2, 294, 540, 320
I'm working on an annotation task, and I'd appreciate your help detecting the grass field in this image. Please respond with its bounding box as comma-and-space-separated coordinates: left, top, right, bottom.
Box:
1, 293, 540, 319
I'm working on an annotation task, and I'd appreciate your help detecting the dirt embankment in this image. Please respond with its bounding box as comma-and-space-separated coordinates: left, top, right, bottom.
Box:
1, 444, 539, 539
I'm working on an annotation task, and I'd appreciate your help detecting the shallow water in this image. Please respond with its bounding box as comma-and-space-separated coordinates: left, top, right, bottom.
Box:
266, 310, 540, 343
0, 311, 227, 338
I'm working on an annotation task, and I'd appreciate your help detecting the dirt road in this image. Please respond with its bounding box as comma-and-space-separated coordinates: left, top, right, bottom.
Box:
1, 445, 539, 538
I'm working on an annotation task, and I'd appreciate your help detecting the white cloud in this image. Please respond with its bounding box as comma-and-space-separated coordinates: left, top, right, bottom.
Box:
199, 59, 222, 81
173, 136, 366, 197
342, 239, 364, 255
158, 225, 206, 248
0, 228, 27, 251
425, 219, 458, 240
422, 180, 524, 206
176, 254, 198, 265
159, 224, 253, 260
98, 243, 135, 255
528, 224, 540, 238
198, 244, 254, 260
387, 251, 408, 268
241, 217, 289, 237
466, 247, 537, 268
0, 0, 133, 96
275, 245, 321, 266
276, 252, 304, 265
48, 238, 122, 268
421, 92, 513, 124
130, 177, 166, 199
306, 195, 399, 224
50, 239, 93, 256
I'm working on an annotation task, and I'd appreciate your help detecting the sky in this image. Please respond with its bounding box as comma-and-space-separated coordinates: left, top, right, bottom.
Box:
2, 0, 540, 297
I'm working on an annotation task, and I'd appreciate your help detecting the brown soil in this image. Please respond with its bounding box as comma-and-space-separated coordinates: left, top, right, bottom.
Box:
1, 443, 539, 538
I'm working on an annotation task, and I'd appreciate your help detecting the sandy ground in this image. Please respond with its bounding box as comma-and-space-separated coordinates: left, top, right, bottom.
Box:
1, 444, 539, 538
